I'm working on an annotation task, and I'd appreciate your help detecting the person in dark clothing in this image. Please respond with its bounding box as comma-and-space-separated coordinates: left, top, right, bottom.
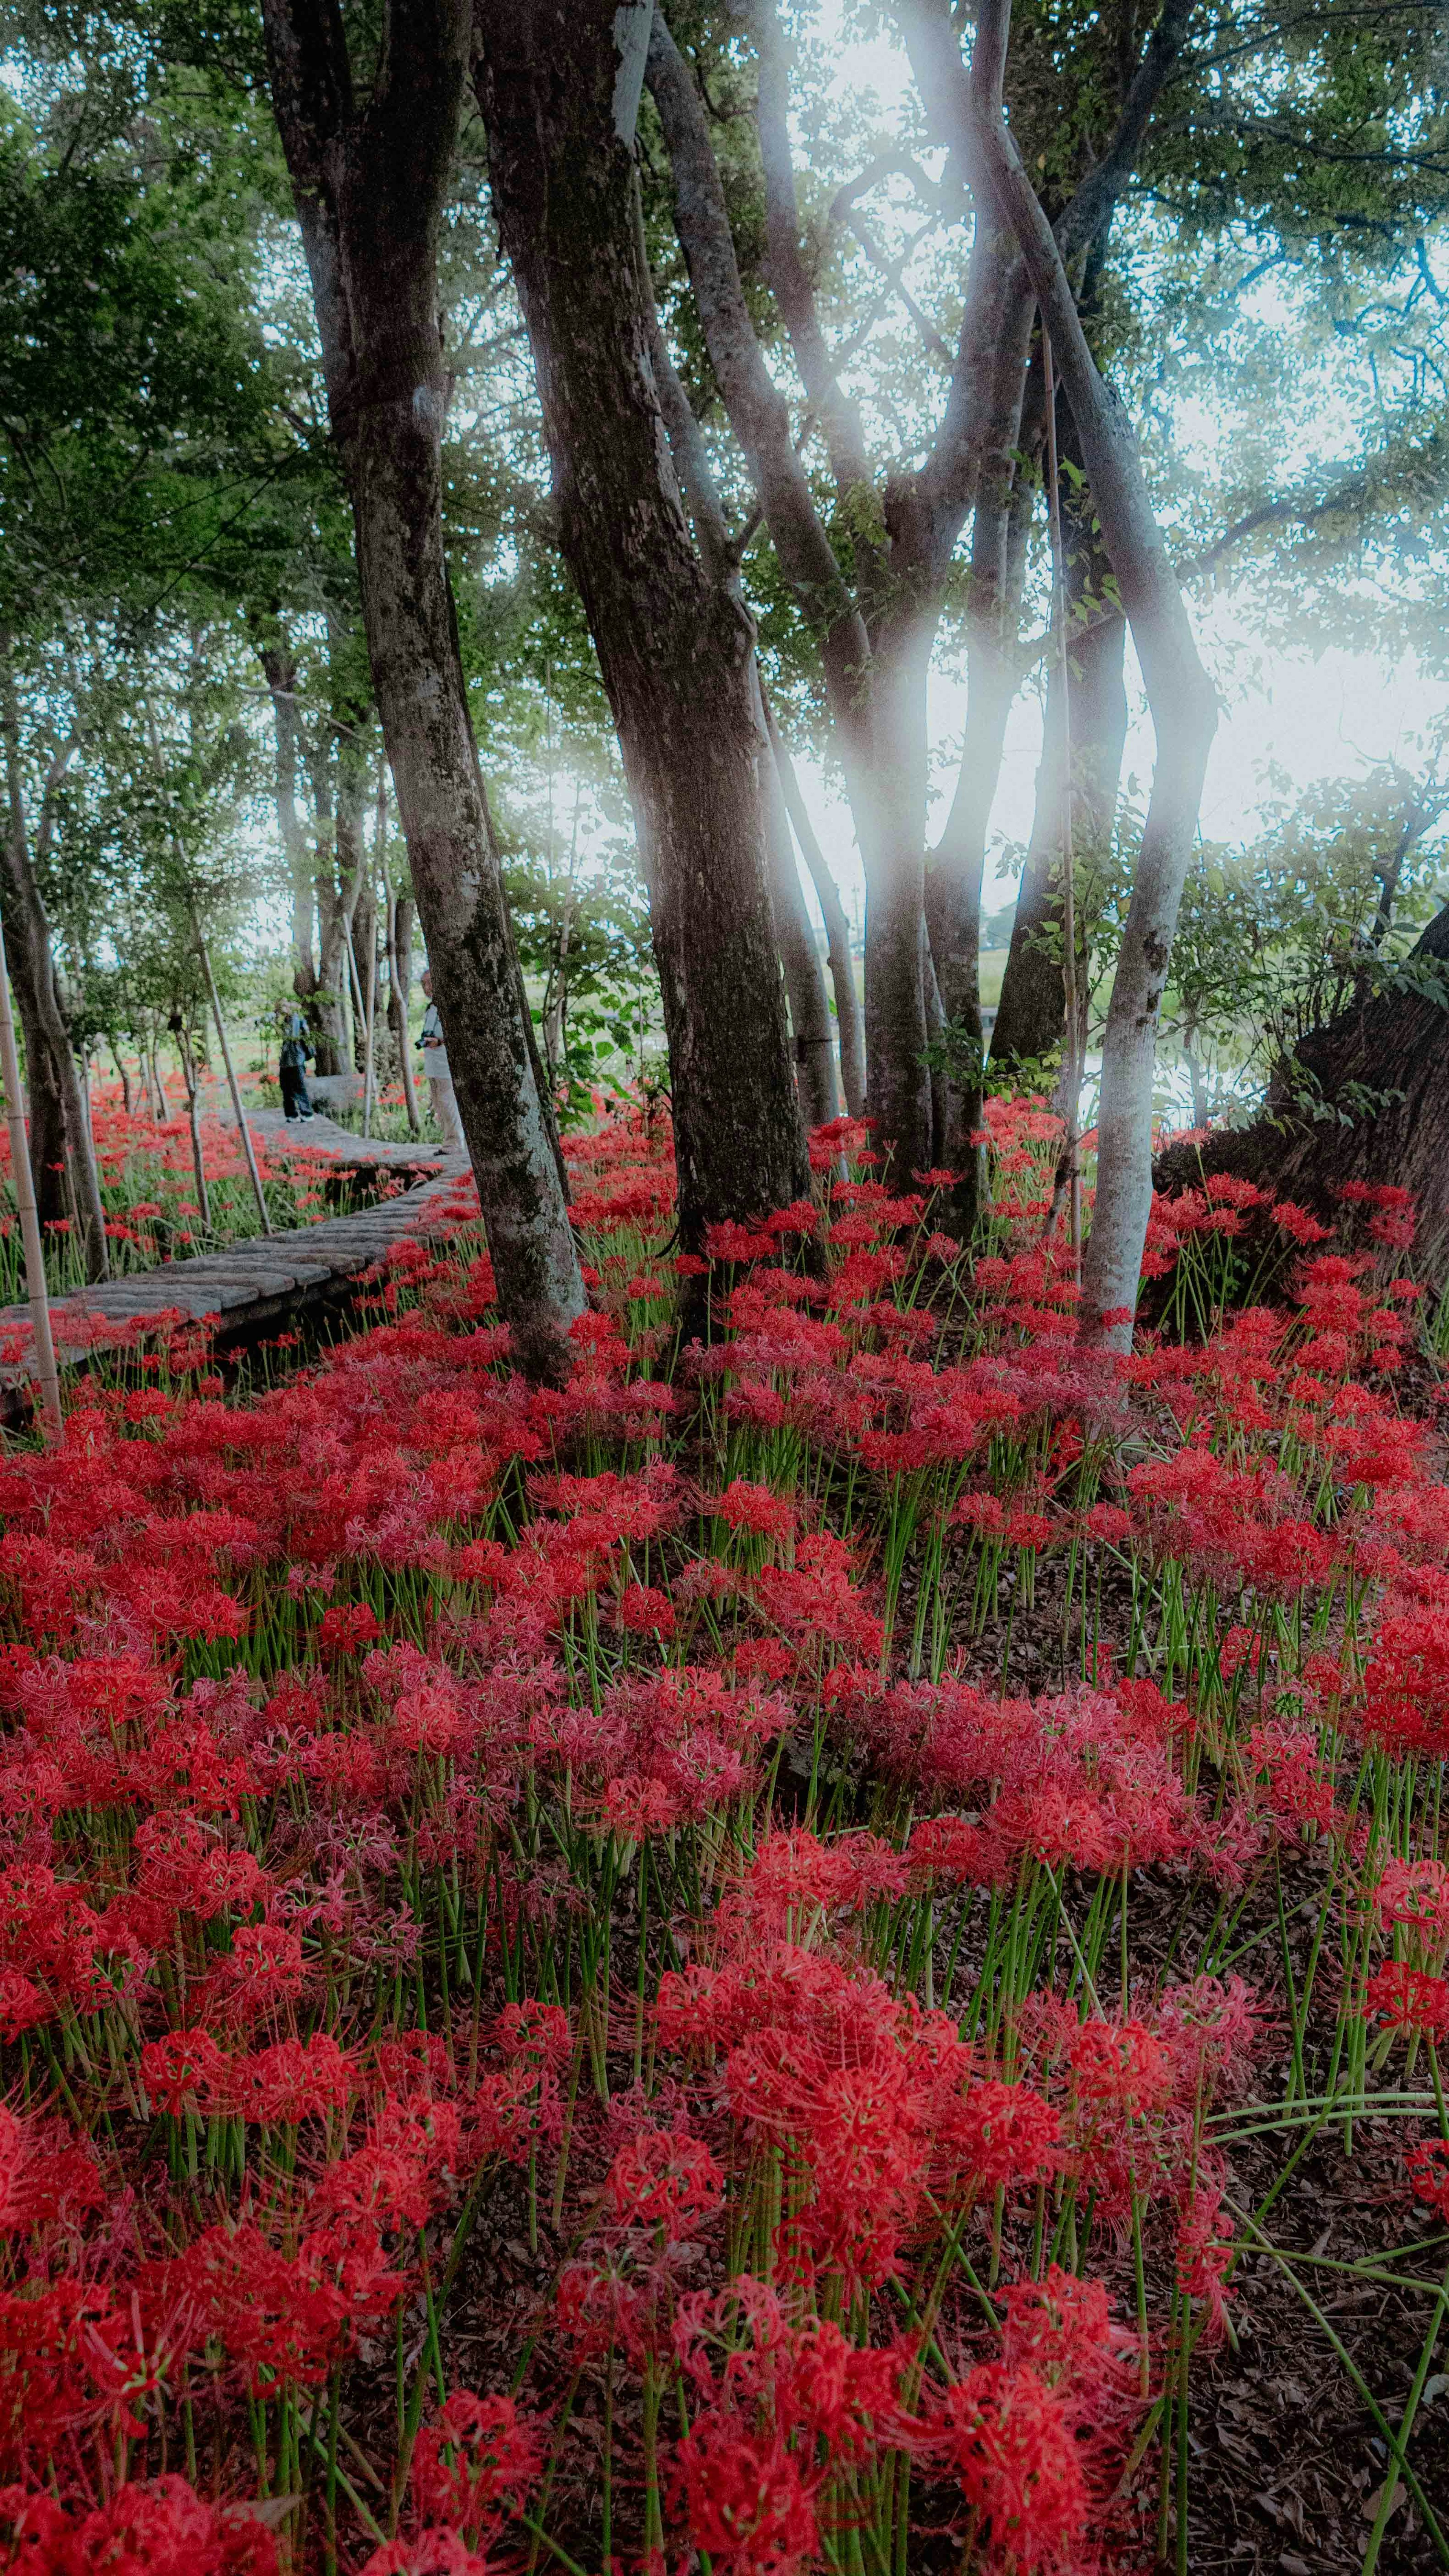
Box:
279, 1015, 315, 1120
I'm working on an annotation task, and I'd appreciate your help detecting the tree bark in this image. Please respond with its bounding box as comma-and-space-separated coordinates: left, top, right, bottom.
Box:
0, 659, 108, 1280
259, 0, 585, 1380
0, 873, 67, 1233
648, 0, 1194, 1190
258, 637, 317, 1002
764, 705, 865, 1118
909, 0, 1217, 1348
387, 886, 421, 1133
757, 690, 837, 1129
992, 446, 1128, 1079
474, 0, 811, 1253
1154, 902, 1449, 1287
306, 738, 348, 1076
925, 282, 1040, 1209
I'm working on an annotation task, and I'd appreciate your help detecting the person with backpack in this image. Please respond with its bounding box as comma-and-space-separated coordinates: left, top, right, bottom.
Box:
279, 1014, 315, 1121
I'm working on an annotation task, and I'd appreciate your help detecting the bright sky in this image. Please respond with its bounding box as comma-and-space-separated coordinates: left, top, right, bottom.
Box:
782, 7, 1444, 927
791, 624, 1439, 933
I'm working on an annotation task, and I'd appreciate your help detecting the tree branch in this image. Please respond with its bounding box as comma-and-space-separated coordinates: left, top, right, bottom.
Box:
751, 0, 874, 499
646, 7, 871, 719
902, 0, 1217, 1348
1055, 0, 1199, 265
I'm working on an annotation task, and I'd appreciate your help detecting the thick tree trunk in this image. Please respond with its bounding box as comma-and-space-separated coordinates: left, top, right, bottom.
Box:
261, 0, 584, 1379
475, 0, 810, 1253
1155, 901, 1449, 1285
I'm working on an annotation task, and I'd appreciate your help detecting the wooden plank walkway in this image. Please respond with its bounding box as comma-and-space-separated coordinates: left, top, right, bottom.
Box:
0, 1156, 473, 1421
223, 1106, 451, 1175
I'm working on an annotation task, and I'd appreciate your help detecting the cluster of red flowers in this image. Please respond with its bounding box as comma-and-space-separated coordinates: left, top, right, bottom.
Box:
0, 1092, 1435, 2573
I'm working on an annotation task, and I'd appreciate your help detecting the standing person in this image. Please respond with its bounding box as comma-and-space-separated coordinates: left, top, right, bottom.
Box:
278, 1013, 315, 1122
417, 970, 466, 1153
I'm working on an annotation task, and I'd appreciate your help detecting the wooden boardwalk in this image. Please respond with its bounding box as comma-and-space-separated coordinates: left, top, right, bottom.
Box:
225, 1106, 450, 1175
0, 1140, 472, 1421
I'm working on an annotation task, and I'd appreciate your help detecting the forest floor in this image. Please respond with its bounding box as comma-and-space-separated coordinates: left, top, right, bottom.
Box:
0, 1098, 1444, 2576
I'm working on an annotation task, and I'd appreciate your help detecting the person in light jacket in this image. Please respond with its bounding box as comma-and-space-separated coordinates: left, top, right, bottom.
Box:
417, 971, 466, 1153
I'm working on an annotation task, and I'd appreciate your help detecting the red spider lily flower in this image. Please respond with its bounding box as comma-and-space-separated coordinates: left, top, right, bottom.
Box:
668, 2416, 820, 2575
937, 2079, 1063, 2203
0, 2106, 104, 2234
932, 2361, 1090, 2568
1406, 2138, 1449, 2221
0, 2477, 280, 2576
317, 1603, 384, 1653
1374, 1858, 1449, 1942
996, 2265, 1140, 2412
615, 1581, 677, 1637
603, 2127, 724, 2238
1364, 1961, 1449, 2037
358, 2533, 491, 2576
411, 2391, 547, 2542
1176, 2176, 1236, 2343
708, 1480, 798, 1544
704, 1222, 778, 1265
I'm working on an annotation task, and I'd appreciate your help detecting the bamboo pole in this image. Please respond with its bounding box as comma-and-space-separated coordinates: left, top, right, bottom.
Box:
0, 909, 62, 1439
192, 910, 271, 1236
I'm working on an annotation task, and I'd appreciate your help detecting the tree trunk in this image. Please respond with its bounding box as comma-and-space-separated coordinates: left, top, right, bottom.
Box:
758, 697, 838, 1129
0, 664, 108, 1280
174, 1018, 213, 1233
474, 0, 810, 1254
991, 397, 1127, 1083
352, 882, 378, 1076
0, 876, 67, 1232
764, 705, 865, 1118
925, 295, 1041, 1216
258, 637, 317, 1001
919, 0, 1217, 1347
260, 0, 584, 1381
308, 741, 347, 1077
859, 606, 936, 1178
109, 1036, 135, 1119
1155, 902, 1449, 1286
387, 887, 421, 1133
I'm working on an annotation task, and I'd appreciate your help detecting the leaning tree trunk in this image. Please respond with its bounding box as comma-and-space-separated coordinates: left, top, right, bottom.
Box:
917, 0, 1217, 1348
474, 0, 810, 1254
764, 704, 865, 1118
1155, 900, 1449, 1285
260, 0, 585, 1380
